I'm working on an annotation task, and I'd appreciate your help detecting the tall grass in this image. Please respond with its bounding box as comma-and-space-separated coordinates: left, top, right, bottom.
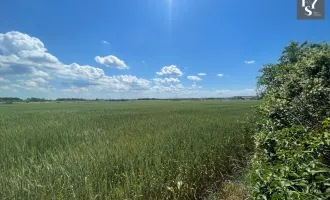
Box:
0, 100, 258, 199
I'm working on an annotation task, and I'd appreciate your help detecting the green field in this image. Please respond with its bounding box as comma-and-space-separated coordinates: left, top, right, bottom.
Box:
0, 100, 258, 200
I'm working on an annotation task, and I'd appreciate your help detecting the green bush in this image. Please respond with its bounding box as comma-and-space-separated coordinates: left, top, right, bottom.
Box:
253, 41, 330, 199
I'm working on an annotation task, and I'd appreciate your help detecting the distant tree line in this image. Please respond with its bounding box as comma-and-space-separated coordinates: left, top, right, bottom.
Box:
0, 97, 23, 102
26, 97, 50, 102
56, 98, 88, 101
0, 96, 259, 103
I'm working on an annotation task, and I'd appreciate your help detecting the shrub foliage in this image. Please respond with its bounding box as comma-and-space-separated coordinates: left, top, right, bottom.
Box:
253, 41, 330, 199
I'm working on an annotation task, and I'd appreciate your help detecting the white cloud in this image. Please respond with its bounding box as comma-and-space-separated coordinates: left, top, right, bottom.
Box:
0, 31, 256, 99
147, 84, 207, 98
187, 76, 202, 81
244, 60, 255, 64
0, 31, 151, 94
243, 88, 256, 93
197, 73, 206, 76
115, 75, 150, 90
19, 80, 38, 88
216, 89, 256, 96
0, 31, 62, 76
217, 74, 224, 77
32, 70, 49, 77
0, 85, 11, 90
11, 78, 55, 93
192, 83, 202, 89
18, 50, 59, 63
102, 40, 109, 44
176, 84, 184, 90
153, 77, 180, 84
95, 55, 128, 70
150, 84, 185, 93
0, 31, 46, 55
58, 63, 105, 81
216, 90, 231, 94
62, 87, 89, 93
0, 77, 10, 83
32, 77, 48, 84
156, 65, 183, 76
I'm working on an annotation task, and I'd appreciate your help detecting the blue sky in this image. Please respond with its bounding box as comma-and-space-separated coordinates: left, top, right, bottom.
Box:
0, 0, 329, 99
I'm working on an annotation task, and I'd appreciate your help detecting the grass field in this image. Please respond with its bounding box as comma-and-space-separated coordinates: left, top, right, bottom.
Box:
0, 100, 259, 200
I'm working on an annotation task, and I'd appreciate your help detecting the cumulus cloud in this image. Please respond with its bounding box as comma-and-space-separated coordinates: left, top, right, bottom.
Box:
150, 84, 185, 93
32, 77, 48, 84
216, 90, 231, 94
58, 63, 105, 81
115, 75, 150, 90
0, 31, 46, 55
192, 83, 202, 89
0, 77, 10, 82
0, 86, 11, 90
187, 76, 202, 81
0, 32, 61, 76
0, 31, 150, 94
95, 55, 128, 70
32, 70, 49, 77
217, 74, 224, 77
244, 60, 255, 64
156, 65, 183, 76
87, 75, 150, 92
17, 80, 38, 88
10, 78, 55, 92
153, 77, 180, 84
1, 31, 255, 99
62, 87, 89, 93
197, 73, 206, 76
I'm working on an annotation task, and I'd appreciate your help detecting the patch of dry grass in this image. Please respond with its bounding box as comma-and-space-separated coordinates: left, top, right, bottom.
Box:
219, 180, 251, 200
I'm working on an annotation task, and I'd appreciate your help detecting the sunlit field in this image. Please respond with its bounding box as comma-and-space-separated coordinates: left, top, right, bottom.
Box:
0, 100, 258, 200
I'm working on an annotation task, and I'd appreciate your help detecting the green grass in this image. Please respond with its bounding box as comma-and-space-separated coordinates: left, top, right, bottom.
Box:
0, 100, 259, 200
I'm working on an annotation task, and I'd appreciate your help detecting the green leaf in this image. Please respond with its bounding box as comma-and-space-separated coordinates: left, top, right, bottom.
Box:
271, 193, 283, 200
315, 175, 325, 180
311, 169, 330, 173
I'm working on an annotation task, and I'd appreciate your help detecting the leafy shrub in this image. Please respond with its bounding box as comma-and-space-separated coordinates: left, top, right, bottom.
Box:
253, 41, 330, 199
253, 121, 330, 199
